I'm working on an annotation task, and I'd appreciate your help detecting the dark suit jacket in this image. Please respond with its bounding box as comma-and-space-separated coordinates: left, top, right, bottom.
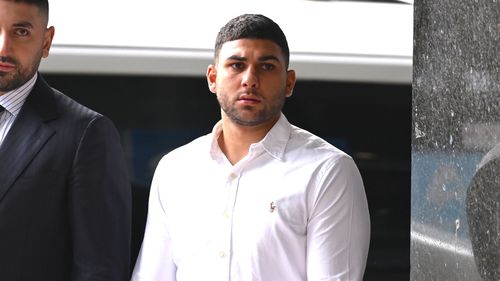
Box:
0, 74, 131, 281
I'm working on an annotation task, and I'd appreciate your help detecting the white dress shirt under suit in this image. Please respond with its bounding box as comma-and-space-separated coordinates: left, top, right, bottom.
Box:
132, 113, 370, 281
0, 74, 36, 146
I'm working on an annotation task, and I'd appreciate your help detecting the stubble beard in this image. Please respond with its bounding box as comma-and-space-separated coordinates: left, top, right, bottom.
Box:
0, 56, 41, 93
218, 91, 286, 126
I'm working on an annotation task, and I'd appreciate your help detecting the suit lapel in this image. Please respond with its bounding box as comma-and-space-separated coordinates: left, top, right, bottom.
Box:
0, 74, 57, 200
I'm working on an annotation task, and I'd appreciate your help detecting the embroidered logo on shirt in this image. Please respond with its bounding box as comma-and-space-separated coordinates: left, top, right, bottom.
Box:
269, 201, 277, 213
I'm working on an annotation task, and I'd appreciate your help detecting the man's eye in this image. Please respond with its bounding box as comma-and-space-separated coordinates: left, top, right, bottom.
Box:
262, 63, 275, 71
230, 62, 244, 70
15, 28, 30, 36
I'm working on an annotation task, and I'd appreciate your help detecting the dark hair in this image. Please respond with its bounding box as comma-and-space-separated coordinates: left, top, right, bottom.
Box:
214, 14, 290, 68
13, 0, 49, 23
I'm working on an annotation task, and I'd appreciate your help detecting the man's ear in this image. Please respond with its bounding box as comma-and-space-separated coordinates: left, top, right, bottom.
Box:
207, 64, 217, 94
42, 26, 55, 58
285, 69, 296, 97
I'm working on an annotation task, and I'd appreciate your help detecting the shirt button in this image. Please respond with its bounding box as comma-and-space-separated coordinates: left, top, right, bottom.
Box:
229, 173, 237, 180
223, 212, 230, 219
219, 251, 227, 258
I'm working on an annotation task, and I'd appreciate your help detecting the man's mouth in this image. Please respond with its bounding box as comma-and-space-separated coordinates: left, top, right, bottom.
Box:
0, 62, 16, 73
237, 92, 261, 104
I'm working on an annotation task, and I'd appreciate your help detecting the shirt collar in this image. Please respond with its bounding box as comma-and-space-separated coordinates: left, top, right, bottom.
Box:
0, 74, 37, 117
258, 113, 291, 161
209, 120, 224, 161
209, 113, 292, 162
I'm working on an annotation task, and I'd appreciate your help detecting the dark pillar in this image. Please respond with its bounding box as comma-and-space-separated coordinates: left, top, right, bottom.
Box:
411, 0, 499, 280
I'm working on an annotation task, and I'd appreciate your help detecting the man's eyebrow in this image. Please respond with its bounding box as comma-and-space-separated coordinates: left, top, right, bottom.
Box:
226, 55, 246, 61
225, 55, 281, 63
13, 21, 34, 29
258, 55, 280, 62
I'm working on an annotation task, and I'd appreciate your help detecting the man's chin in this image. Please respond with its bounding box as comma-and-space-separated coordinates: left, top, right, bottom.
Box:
230, 115, 271, 127
0, 71, 34, 92
0, 79, 23, 93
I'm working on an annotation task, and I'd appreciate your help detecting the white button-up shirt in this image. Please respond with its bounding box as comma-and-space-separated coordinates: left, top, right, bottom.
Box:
132, 114, 370, 281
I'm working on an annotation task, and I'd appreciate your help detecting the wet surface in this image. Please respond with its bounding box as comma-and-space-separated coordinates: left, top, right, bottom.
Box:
412, 0, 499, 280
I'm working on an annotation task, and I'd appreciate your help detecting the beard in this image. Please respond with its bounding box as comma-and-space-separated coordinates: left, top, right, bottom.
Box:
0, 56, 40, 93
217, 90, 286, 126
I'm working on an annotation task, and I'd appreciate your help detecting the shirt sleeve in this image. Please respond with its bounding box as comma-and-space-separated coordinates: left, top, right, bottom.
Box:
131, 158, 177, 281
306, 156, 370, 281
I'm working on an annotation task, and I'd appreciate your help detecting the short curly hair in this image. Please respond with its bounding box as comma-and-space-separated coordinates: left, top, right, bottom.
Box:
214, 14, 290, 68
12, 0, 49, 24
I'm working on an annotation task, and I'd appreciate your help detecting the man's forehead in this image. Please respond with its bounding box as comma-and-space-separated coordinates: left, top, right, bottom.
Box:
219, 39, 284, 60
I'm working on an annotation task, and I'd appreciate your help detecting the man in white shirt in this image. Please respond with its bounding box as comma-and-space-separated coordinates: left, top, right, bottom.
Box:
132, 14, 370, 281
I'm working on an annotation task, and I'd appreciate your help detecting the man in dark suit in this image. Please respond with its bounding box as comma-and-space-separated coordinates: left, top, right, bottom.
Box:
0, 0, 131, 280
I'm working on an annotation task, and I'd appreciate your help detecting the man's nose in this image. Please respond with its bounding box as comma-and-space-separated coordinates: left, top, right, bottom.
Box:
0, 33, 11, 57
241, 66, 259, 89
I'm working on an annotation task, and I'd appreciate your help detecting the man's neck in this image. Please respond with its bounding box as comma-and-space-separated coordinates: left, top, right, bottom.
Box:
218, 115, 278, 165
